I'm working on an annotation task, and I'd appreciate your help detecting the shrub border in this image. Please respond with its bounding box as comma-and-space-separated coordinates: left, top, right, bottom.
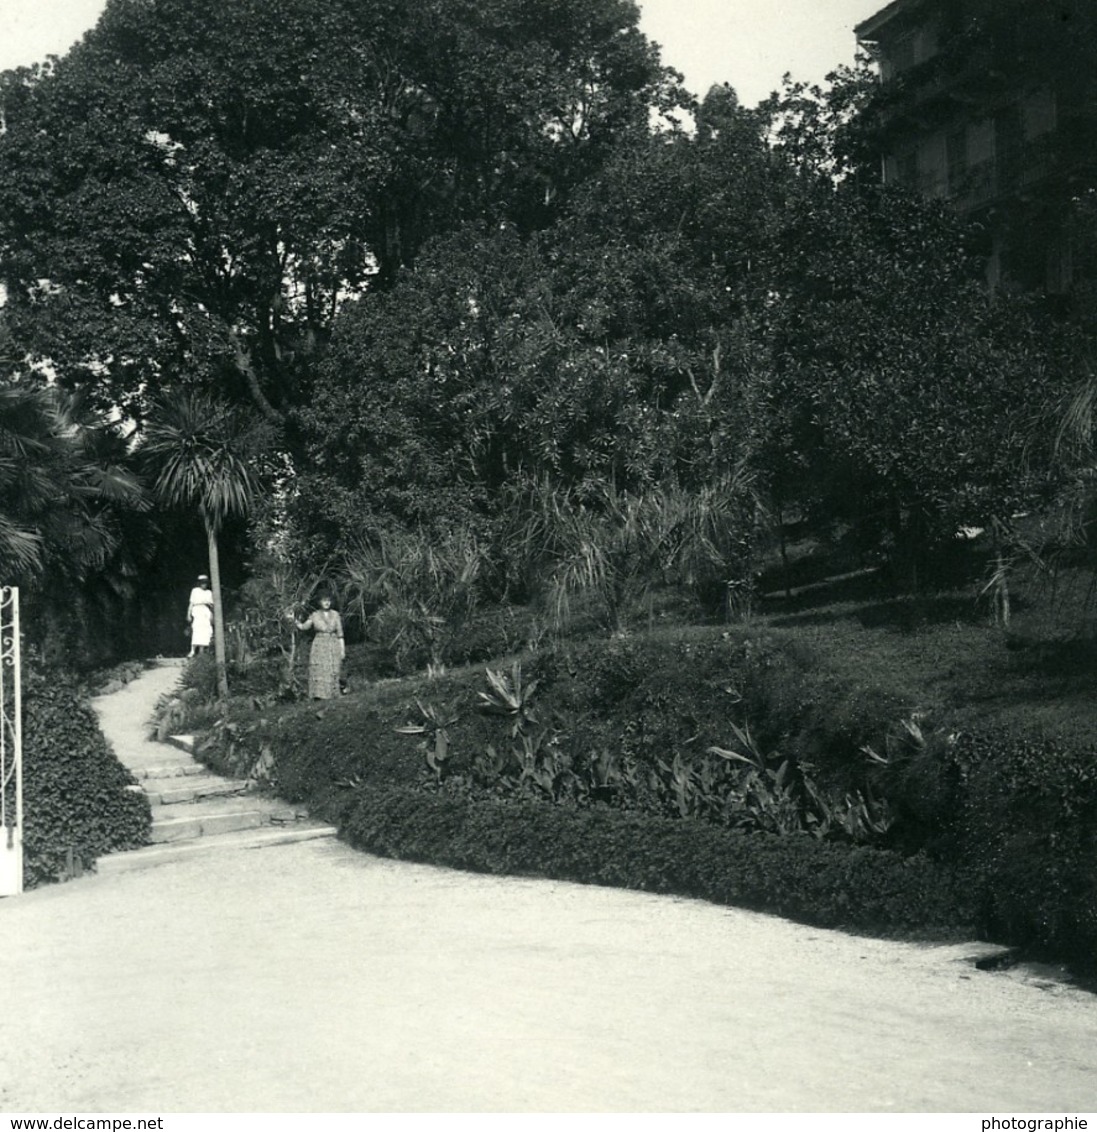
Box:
334, 786, 971, 936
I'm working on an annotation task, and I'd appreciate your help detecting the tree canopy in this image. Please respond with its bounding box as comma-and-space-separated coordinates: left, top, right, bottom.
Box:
0, 0, 682, 423
0, 0, 1083, 642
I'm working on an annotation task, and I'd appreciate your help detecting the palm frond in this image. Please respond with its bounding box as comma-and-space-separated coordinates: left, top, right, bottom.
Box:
141, 390, 269, 525
0, 513, 45, 577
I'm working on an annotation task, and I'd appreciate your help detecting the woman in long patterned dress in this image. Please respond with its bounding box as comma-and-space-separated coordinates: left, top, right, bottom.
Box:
291, 593, 345, 699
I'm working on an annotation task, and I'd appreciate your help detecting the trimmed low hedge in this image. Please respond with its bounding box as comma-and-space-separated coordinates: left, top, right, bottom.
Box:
952, 728, 1097, 967
192, 625, 1097, 966
335, 787, 969, 934
192, 627, 975, 939
21, 661, 151, 886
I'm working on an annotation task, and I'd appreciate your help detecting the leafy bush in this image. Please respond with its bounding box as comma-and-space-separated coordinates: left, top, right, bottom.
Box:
189, 622, 1097, 965
503, 477, 763, 634
87, 659, 149, 694
198, 627, 920, 845
21, 659, 150, 886
952, 728, 1097, 967
179, 651, 220, 701
850, 717, 1097, 966
340, 524, 487, 674
335, 787, 968, 934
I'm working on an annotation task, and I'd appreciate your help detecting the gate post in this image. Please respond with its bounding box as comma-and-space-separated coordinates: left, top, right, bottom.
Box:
0, 586, 23, 896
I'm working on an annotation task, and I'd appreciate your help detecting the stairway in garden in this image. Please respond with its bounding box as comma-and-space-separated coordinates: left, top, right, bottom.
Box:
92, 659, 336, 875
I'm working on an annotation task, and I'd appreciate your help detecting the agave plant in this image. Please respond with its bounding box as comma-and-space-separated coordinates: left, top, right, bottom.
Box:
395, 700, 460, 781
477, 662, 540, 736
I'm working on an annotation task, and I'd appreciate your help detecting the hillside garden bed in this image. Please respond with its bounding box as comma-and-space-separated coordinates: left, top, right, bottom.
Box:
174, 562, 1097, 970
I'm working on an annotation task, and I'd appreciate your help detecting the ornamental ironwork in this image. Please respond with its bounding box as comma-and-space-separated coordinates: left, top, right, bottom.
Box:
0, 587, 23, 896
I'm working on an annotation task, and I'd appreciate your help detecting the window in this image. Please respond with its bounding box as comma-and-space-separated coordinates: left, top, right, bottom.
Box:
946, 127, 968, 195
890, 32, 916, 74
895, 150, 919, 188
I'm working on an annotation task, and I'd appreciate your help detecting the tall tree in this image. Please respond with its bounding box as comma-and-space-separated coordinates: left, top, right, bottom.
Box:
0, 0, 680, 423
292, 99, 784, 544
753, 180, 1060, 586
140, 392, 269, 698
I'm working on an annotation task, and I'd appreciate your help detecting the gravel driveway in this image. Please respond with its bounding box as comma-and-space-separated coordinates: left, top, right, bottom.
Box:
1, 836, 1095, 1112
2, 663, 1095, 1113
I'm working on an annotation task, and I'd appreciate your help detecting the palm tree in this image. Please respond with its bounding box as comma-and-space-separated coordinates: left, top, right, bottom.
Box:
0, 379, 146, 582
141, 392, 270, 699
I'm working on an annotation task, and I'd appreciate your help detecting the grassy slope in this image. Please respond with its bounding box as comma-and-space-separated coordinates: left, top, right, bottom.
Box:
753, 555, 1097, 743
185, 546, 1097, 962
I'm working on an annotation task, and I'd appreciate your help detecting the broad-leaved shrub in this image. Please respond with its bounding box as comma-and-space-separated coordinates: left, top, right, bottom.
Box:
21, 659, 151, 885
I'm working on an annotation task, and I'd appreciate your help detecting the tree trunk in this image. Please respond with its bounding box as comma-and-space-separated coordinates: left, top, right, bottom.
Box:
777, 499, 792, 599
205, 518, 230, 700
229, 330, 284, 426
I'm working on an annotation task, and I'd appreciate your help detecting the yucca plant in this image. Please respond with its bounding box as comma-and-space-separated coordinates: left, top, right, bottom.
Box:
340, 523, 486, 672
518, 471, 762, 635
141, 392, 272, 699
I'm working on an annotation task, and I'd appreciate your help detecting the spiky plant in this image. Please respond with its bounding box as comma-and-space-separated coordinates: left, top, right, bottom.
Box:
140, 392, 271, 698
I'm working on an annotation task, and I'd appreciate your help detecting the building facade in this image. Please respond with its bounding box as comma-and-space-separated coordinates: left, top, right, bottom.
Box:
854, 0, 1094, 294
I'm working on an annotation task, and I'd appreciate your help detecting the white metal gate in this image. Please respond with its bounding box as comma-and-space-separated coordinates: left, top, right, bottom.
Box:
0, 587, 23, 896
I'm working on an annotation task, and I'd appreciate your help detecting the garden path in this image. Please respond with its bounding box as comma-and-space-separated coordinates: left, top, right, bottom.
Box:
0, 665, 1095, 1112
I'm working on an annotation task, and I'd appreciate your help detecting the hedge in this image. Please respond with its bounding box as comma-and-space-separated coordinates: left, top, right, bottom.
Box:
951, 728, 1097, 967
21, 660, 151, 886
191, 626, 1097, 966
335, 787, 969, 934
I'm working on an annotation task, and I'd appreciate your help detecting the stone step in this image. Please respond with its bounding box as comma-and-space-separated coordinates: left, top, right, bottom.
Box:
148, 788, 310, 842
133, 762, 206, 781
97, 824, 339, 875
150, 790, 300, 820
144, 776, 254, 806
163, 734, 197, 756
149, 809, 269, 843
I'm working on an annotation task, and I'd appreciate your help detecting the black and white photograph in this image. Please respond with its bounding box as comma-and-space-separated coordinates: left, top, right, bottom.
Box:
1, 0, 1096, 1117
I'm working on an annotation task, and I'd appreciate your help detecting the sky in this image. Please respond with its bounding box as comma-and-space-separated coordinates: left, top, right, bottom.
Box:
1, 0, 876, 106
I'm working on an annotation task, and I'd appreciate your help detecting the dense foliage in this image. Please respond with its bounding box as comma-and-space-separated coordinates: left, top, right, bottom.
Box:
21, 658, 151, 886
0, 374, 155, 665
187, 627, 967, 935
182, 617, 1097, 967
293, 104, 1059, 594
0, 0, 680, 424
6, 0, 1097, 967
952, 728, 1097, 967
2, 0, 1079, 647
338, 788, 968, 935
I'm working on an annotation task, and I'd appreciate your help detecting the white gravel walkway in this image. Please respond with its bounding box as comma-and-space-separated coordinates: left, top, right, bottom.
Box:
0, 667, 1095, 1112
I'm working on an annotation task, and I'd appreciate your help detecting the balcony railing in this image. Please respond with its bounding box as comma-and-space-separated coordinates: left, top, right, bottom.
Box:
947, 140, 1056, 210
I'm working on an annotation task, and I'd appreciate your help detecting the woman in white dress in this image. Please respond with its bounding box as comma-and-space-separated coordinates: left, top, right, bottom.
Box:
187, 574, 214, 658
